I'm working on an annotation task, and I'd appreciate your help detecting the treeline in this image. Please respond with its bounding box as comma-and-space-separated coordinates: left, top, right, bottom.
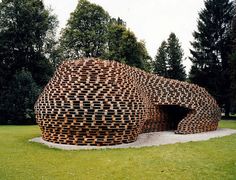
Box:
59, 0, 152, 72
0, 0, 57, 124
189, 0, 236, 117
0, 0, 235, 124
0, 0, 153, 124
155, 0, 236, 117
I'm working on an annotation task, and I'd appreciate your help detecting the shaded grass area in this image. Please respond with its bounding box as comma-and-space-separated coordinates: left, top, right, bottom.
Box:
0, 121, 236, 180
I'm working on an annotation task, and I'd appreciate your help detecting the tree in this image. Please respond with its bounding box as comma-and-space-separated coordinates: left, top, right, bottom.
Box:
136, 40, 153, 72
0, 0, 58, 86
60, 0, 110, 58
0, 0, 58, 124
119, 29, 150, 70
189, 0, 234, 117
166, 33, 186, 81
105, 22, 127, 63
44, 38, 62, 69
154, 41, 168, 76
105, 19, 152, 71
0, 69, 40, 124
230, 53, 236, 114
60, 2, 152, 71
230, 14, 236, 114
154, 33, 186, 80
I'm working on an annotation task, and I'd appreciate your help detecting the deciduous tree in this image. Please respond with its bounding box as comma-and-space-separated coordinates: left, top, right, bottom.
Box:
0, 0, 57, 123
105, 19, 152, 71
60, 0, 110, 58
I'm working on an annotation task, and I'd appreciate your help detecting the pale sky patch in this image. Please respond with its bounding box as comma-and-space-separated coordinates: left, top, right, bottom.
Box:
43, 0, 205, 73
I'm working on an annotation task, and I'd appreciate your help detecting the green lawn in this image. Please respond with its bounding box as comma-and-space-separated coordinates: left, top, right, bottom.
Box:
0, 120, 236, 180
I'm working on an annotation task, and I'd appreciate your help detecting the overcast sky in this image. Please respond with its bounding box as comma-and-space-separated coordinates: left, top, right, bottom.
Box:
43, 0, 205, 72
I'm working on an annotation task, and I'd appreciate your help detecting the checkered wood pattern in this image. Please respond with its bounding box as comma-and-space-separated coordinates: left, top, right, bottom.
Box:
34, 58, 221, 146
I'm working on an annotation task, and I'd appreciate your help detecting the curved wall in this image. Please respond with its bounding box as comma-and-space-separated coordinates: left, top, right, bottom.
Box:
34, 58, 221, 146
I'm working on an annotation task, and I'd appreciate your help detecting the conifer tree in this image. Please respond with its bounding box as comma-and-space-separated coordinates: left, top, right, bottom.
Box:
166, 33, 186, 81
154, 41, 168, 76
189, 0, 234, 117
154, 33, 186, 81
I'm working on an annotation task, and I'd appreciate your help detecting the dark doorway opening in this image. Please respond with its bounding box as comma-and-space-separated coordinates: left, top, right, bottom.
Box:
159, 105, 191, 130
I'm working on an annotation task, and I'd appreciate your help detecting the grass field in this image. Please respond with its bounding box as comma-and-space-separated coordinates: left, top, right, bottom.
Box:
0, 120, 236, 180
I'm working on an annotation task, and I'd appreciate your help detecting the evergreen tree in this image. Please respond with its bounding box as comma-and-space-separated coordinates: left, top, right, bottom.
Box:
189, 0, 234, 117
60, 0, 110, 58
166, 33, 186, 81
154, 41, 168, 76
154, 33, 186, 80
0, 0, 57, 124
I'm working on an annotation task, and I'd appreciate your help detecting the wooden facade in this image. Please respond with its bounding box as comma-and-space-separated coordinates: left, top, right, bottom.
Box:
34, 58, 221, 146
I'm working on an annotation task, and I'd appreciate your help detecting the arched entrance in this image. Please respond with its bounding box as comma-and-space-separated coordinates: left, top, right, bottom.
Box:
159, 105, 191, 131
142, 105, 191, 133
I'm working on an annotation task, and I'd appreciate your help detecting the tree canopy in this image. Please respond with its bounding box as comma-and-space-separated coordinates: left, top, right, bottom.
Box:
189, 0, 234, 116
60, 0, 152, 72
0, 0, 58, 124
105, 20, 152, 71
60, 0, 110, 58
154, 33, 186, 81
4, 0, 236, 122
154, 41, 168, 77
166, 33, 186, 81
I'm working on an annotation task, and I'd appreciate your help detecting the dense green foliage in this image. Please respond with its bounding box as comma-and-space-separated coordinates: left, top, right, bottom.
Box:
105, 19, 152, 71
166, 33, 186, 80
230, 15, 236, 113
60, 0, 110, 58
1, 69, 40, 124
230, 52, 236, 113
189, 0, 234, 116
154, 33, 186, 80
60, 0, 152, 71
0, 0, 58, 124
154, 41, 168, 77
2, 0, 236, 123
0, 0, 152, 124
0, 120, 235, 179
105, 21, 127, 63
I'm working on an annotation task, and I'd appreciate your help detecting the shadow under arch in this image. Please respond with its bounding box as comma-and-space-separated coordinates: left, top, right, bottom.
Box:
142, 104, 192, 133
158, 105, 192, 131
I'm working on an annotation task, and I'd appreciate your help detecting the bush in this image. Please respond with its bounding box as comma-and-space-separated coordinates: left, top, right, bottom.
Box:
0, 69, 40, 124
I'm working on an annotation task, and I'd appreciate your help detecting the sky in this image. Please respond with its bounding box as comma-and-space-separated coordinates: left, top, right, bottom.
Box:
43, 0, 205, 72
